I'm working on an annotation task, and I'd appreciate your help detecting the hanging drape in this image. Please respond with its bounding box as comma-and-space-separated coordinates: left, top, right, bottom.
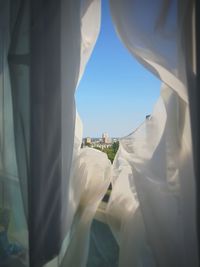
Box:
0, 0, 103, 266
108, 0, 198, 266
0, 0, 198, 267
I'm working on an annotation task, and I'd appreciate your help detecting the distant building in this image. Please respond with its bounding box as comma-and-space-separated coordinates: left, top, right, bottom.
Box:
102, 132, 110, 144
81, 135, 118, 149
102, 132, 108, 138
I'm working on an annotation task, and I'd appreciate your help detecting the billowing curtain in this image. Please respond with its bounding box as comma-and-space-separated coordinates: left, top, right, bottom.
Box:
0, 0, 198, 267
0, 0, 105, 267
107, 0, 198, 266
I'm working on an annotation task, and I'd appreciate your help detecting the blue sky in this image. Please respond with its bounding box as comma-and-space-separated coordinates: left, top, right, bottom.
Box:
75, 1, 161, 138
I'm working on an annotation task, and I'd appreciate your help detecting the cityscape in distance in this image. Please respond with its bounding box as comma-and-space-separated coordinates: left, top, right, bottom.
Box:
82, 133, 119, 163
82, 132, 119, 150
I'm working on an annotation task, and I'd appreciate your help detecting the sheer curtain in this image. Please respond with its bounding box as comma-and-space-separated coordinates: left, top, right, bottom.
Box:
0, 0, 104, 266
0, 1, 29, 266
108, 0, 198, 266
0, 0, 198, 267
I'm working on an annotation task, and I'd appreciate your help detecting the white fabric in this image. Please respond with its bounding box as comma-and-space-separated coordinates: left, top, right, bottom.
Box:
108, 85, 197, 267
59, 1, 198, 266
0, 0, 102, 266
109, 0, 189, 102
0, 0, 28, 253
108, 0, 198, 266
51, 1, 104, 266
78, 0, 101, 86
0, 0, 198, 266
106, 151, 155, 267
61, 148, 111, 267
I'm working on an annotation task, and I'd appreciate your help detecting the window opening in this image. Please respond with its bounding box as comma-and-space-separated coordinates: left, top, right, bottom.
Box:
75, 2, 161, 266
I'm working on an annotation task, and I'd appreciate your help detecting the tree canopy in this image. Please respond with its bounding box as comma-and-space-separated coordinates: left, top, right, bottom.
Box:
93, 141, 119, 163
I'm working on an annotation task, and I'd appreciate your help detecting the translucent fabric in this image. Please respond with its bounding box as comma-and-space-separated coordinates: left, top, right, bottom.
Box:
108, 85, 197, 267
106, 150, 154, 267
0, 1, 29, 266
0, 0, 102, 266
107, 0, 198, 266
60, 147, 111, 267
0, 0, 198, 267
110, 0, 195, 102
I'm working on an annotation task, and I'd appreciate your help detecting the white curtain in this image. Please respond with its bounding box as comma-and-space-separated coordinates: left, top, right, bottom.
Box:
0, 1, 29, 265
0, 0, 198, 266
59, 0, 102, 250
107, 0, 198, 266
57, 1, 112, 267
44, 0, 110, 266
0, 0, 106, 266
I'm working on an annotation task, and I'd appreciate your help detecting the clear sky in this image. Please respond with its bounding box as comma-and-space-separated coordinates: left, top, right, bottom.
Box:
75, 0, 161, 138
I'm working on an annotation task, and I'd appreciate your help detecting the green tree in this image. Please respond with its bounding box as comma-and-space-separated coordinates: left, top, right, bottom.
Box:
104, 142, 119, 163
112, 141, 119, 154
93, 141, 119, 164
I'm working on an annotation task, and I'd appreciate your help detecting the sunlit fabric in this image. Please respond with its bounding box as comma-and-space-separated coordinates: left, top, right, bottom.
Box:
109, 0, 198, 266
60, 147, 111, 267
0, 0, 198, 267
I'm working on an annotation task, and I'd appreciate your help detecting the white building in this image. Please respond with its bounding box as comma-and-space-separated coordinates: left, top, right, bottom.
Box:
102, 132, 110, 144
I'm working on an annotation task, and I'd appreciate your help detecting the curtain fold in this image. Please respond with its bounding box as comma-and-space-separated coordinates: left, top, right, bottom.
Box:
0, 1, 29, 266
108, 0, 198, 266
1, 0, 102, 266
0, 0, 198, 266
60, 147, 111, 267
